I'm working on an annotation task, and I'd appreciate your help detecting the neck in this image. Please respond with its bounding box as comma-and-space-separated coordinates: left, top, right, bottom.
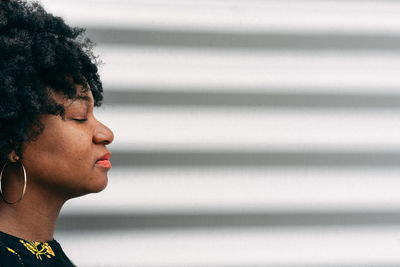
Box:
0, 185, 66, 242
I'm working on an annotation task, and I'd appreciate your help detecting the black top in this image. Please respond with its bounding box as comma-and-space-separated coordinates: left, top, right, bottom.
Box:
0, 231, 74, 267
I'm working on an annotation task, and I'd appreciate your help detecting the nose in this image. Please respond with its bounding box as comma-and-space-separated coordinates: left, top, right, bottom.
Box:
93, 120, 114, 145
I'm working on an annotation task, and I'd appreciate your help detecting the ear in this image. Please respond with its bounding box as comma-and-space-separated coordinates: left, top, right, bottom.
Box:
7, 151, 20, 163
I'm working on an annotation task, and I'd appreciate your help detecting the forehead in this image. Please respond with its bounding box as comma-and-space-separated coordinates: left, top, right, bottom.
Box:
50, 85, 94, 106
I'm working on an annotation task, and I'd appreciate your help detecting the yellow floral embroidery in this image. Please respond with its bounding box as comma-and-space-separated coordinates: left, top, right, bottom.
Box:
19, 240, 55, 260
7, 247, 15, 253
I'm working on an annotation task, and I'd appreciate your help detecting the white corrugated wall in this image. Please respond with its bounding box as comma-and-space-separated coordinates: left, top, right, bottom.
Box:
41, 1, 400, 266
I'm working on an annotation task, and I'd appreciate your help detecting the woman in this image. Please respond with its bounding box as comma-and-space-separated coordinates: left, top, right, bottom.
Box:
0, 0, 114, 265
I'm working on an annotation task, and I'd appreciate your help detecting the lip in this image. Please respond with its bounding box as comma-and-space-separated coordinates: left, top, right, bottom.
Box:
96, 152, 112, 168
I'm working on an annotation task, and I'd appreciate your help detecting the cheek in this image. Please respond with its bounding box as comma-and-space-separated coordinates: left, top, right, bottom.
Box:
22, 137, 95, 195
21, 118, 94, 185
29, 137, 92, 174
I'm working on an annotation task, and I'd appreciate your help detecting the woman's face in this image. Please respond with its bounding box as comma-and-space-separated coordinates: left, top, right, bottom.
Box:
20, 85, 114, 199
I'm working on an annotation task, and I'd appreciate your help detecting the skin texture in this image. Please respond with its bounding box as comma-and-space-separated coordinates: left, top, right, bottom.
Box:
0, 85, 114, 242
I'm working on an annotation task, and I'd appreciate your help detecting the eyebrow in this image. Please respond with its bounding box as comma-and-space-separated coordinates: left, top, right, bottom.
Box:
76, 95, 92, 102
72, 95, 93, 107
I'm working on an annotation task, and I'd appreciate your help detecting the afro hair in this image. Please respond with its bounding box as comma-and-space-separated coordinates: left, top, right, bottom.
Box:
0, 0, 104, 166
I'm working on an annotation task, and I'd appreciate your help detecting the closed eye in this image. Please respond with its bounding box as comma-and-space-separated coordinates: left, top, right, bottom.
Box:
73, 118, 88, 122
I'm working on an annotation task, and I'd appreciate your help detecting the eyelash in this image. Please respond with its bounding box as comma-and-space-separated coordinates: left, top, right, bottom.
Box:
73, 118, 88, 123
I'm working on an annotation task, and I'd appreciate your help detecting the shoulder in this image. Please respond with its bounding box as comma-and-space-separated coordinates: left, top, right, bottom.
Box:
0, 243, 24, 267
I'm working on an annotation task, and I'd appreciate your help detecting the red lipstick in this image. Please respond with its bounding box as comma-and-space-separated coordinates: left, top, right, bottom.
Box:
96, 152, 112, 168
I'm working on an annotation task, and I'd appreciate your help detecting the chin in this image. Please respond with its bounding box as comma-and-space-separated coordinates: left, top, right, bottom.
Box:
90, 181, 108, 194
89, 174, 109, 193
70, 175, 108, 198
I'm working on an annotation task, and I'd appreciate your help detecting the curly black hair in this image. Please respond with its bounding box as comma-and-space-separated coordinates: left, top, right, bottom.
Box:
0, 0, 103, 166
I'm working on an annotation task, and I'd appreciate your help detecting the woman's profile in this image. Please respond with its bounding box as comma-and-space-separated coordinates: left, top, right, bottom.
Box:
0, 0, 114, 265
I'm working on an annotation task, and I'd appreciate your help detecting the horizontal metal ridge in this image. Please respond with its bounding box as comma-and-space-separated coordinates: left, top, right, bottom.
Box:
103, 90, 400, 108
57, 211, 400, 231
110, 150, 400, 167
87, 28, 400, 50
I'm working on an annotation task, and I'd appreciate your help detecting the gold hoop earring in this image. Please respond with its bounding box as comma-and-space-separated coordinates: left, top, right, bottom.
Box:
0, 161, 27, 204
